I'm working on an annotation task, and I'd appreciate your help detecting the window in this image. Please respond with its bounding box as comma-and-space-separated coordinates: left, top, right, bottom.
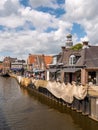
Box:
69, 55, 76, 65
53, 57, 57, 64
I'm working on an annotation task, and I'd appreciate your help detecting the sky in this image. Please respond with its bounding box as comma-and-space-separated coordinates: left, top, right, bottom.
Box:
0, 0, 98, 60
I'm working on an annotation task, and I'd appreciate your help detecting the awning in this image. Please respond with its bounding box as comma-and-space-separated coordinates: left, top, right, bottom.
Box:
62, 68, 81, 73
48, 68, 57, 72
11, 68, 22, 71
33, 69, 45, 73
49, 69, 60, 73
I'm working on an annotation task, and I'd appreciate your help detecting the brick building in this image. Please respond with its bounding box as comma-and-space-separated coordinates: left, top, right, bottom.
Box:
49, 34, 98, 85
27, 54, 53, 72
2, 57, 17, 73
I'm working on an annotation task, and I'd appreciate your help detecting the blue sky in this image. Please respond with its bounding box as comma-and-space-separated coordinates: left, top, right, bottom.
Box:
0, 0, 98, 60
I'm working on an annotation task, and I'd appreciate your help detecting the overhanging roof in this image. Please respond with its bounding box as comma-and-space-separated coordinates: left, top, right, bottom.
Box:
11, 68, 22, 71
49, 68, 60, 72
33, 69, 45, 73
62, 68, 81, 73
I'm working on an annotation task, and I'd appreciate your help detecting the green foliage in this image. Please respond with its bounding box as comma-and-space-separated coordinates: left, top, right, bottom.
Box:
71, 43, 83, 50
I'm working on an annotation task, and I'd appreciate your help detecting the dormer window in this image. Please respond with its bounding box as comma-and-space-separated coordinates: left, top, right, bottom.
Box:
69, 55, 76, 65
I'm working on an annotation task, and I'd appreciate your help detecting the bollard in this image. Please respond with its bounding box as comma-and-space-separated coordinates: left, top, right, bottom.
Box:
89, 96, 98, 121
82, 96, 90, 115
71, 98, 78, 110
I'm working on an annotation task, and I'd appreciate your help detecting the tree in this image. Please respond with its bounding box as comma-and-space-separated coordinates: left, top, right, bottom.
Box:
71, 43, 83, 51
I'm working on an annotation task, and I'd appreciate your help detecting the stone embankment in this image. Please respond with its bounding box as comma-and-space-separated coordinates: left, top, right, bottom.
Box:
10, 74, 98, 121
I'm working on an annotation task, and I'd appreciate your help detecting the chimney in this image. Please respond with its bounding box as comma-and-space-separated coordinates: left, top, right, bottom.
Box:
82, 41, 89, 49
83, 41, 88, 46
82, 37, 89, 49
61, 46, 65, 52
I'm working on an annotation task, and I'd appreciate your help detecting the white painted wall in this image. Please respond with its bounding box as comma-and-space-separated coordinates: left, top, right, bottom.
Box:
46, 70, 49, 81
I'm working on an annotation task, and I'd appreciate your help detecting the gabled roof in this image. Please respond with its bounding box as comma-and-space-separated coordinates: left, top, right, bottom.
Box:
82, 46, 98, 67
28, 55, 36, 64
44, 56, 53, 67
27, 54, 53, 68
58, 49, 81, 66
57, 46, 98, 68
3, 57, 17, 62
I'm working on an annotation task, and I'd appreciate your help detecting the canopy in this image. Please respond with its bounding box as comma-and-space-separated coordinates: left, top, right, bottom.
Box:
33, 69, 45, 73
11, 68, 22, 71
62, 68, 81, 73
49, 68, 60, 73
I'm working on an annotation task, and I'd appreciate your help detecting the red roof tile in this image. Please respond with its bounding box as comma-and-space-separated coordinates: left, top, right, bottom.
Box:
44, 56, 53, 67
27, 54, 53, 68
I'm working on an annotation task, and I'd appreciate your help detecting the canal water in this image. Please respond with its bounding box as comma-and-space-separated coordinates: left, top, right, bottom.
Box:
0, 77, 98, 130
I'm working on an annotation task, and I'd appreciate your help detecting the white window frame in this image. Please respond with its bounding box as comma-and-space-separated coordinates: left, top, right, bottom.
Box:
69, 55, 76, 65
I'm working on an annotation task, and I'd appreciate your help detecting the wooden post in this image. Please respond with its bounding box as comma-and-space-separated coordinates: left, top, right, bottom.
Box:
81, 69, 88, 85
96, 71, 98, 85
61, 70, 64, 82
82, 97, 90, 115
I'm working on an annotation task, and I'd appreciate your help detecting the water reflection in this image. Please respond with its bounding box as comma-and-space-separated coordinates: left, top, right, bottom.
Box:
0, 77, 98, 130
26, 88, 98, 130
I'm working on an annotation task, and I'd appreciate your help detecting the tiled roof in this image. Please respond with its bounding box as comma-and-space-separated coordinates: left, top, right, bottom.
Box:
27, 54, 53, 68
28, 55, 36, 64
44, 56, 53, 67
58, 49, 81, 66
83, 46, 98, 67
57, 46, 98, 68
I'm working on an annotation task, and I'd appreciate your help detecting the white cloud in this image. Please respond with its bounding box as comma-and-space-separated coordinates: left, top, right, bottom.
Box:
0, 0, 7, 9
65, 0, 98, 21
64, 0, 98, 44
54, 20, 72, 40
81, 36, 89, 42
0, 14, 25, 28
0, 0, 98, 60
0, 0, 24, 28
0, 0, 72, 60
19, 7, 56, 31
0, 0, 20, 16
0, 25, 71, 59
